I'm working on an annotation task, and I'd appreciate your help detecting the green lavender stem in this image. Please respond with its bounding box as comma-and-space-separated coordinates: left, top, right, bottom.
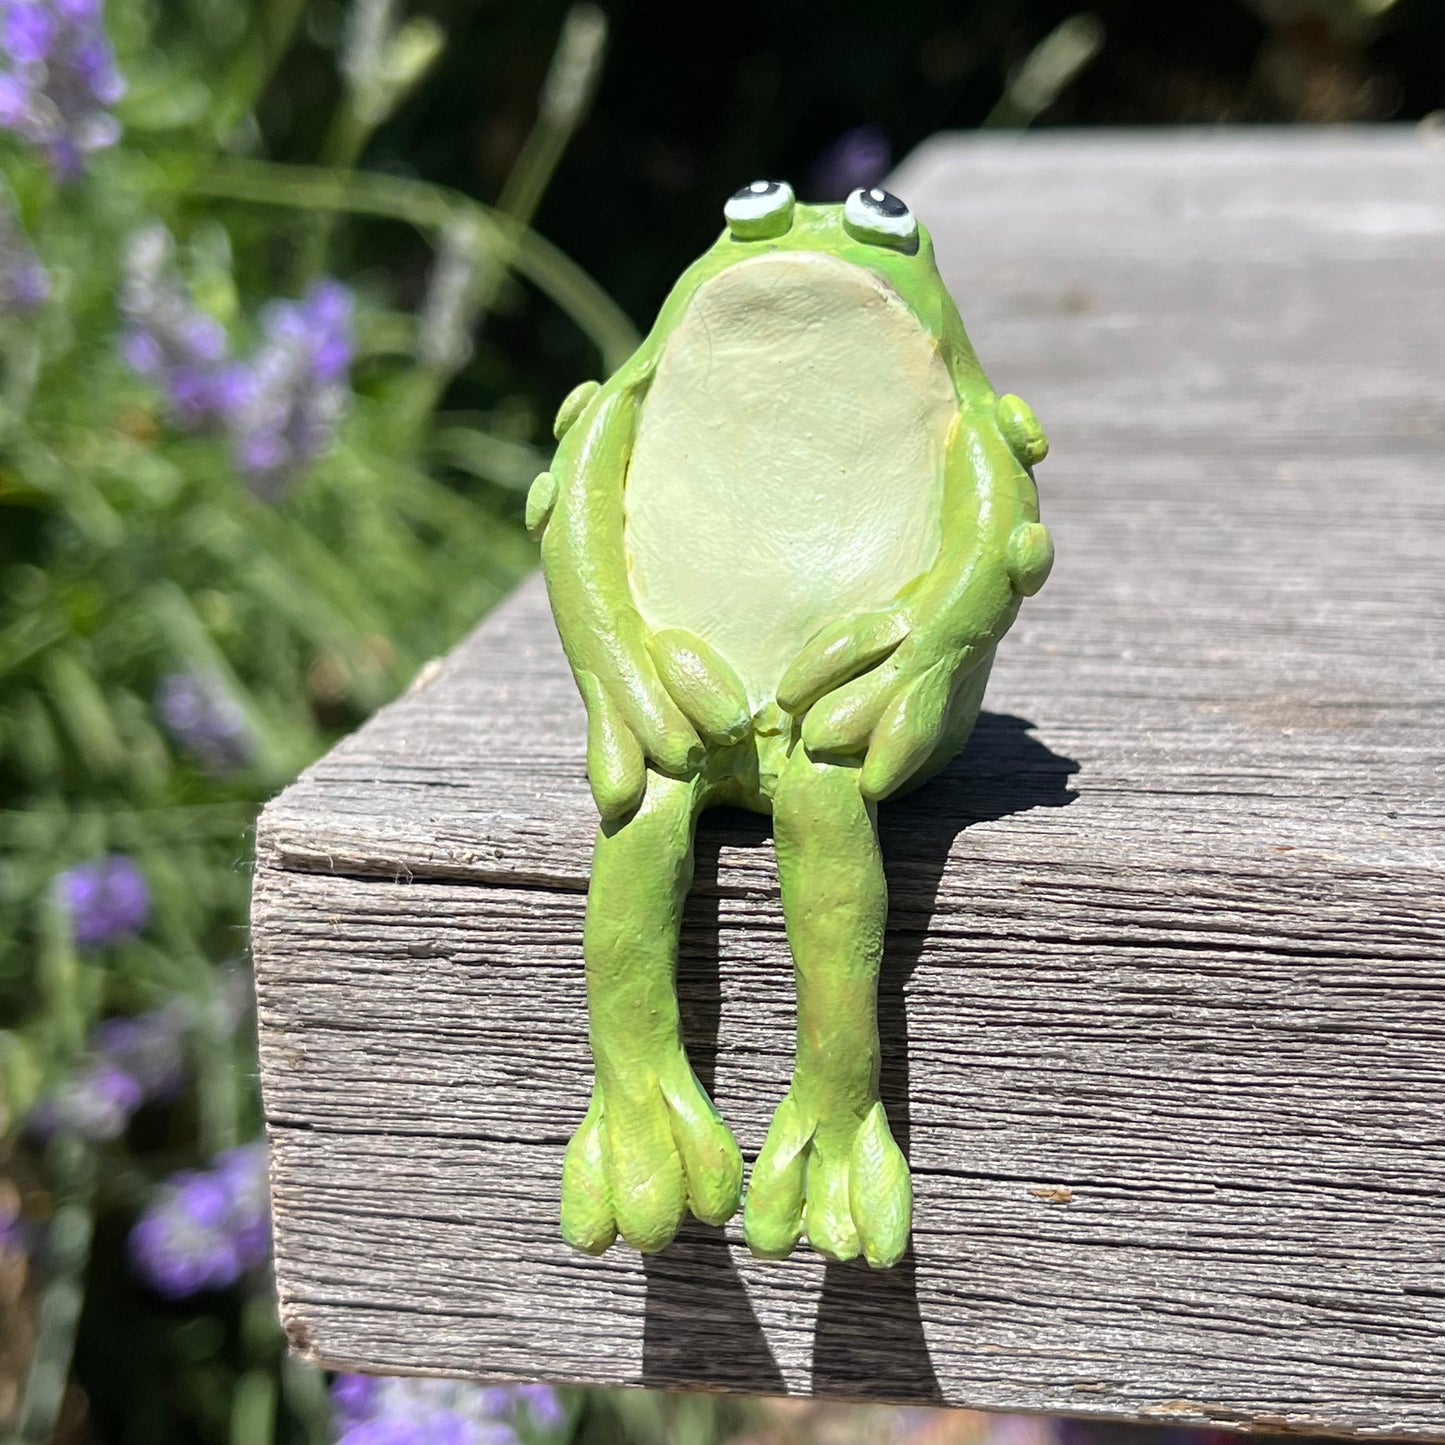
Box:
210, 0, 309, 142
8, 1135, 96, 1445
293, 100, 376, 287
486, 5, 609, 304
230, 1367, 277, 1445
982, 13, 1105, 127
193, 160, 640, 372
37, 892, 84, 1069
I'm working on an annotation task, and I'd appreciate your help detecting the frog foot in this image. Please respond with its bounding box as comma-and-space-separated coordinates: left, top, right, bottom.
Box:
743, 1094, 911, 1267
560, 1070, 743, 1255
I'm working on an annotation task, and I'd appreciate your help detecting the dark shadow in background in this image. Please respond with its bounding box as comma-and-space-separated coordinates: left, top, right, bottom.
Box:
642, 713, 1079, 1397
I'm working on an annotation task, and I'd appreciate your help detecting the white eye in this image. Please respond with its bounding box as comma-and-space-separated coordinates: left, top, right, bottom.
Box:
724, 179, 795, 239
844, 187, 917, 246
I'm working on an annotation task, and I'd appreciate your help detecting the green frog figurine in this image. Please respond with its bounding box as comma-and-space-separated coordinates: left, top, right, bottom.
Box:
531, 180, 1053, 1269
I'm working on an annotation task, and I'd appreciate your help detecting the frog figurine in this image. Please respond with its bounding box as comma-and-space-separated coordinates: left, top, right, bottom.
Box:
530, 180, 1053, 1269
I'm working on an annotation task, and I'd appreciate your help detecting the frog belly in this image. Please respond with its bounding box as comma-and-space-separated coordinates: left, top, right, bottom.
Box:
623, 251, 956, 712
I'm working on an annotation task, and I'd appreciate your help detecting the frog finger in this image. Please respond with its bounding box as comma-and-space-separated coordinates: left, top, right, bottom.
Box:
1006, 521, 1055, 597
859, 661, 952, 802
525, 470, 558, 540
553, 378, 601, 440
777, 609, 909, 717
645, 628, 751, 746
607, 665, 705, 778
995, 392, 1049, 468
577, 671, 646, 819
800, 664, 896, 756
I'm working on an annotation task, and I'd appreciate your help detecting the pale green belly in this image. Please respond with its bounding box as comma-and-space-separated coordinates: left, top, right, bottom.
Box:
623, 251, 956, 711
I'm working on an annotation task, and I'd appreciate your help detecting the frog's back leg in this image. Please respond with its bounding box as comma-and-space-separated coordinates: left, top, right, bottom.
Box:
563, 770, 743, 1254
744, 748, 910, 1267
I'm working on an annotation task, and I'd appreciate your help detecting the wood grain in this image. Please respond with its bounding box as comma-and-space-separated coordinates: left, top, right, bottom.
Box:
251, 127, 1445, 1434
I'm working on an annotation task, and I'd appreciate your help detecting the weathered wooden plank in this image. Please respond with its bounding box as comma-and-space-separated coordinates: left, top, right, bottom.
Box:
251, 127, 1445, 1433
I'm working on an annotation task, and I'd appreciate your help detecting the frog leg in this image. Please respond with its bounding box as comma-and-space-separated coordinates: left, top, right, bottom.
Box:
562, 767, 743, 1255
743, 748, 911, 1267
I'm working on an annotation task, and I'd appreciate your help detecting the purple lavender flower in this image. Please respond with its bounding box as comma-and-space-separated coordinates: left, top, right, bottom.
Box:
118, 239, 354, 494
27, 1001, 189, 1143
129, 1140, 270, 1299
155, 670, 252, 773
511, 1386, 564, 1433
91, 1001, 189, 1101
212, 1142, 270, 1266
341, 1422, 435, 1445
0, 1188, 32, 1256
54, 853, 149, 947
226, 279, 354, 499
0, 178, 45, 312
0, 0, 125, 178
119, 225, 235, 428
332, 1375, 382, 1430
806, 123, 892, 202
330, 1375, 565, 1445
26, 1057, 140, 1141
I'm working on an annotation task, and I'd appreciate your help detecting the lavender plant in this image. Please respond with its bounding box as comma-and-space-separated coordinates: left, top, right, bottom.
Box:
51, 854, 149, 948
330, 1375, 566, 1445
155, 670, 253, 772
0, 1, 627, 1442
118, 224, 237, 428
0, 0, 124, 178
0, 173, 45, 310
226, 279, 355, 498
128, 1141, 270, 1298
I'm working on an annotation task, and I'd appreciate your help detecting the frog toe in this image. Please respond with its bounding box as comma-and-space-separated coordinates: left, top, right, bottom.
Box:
646, 629, 751, 747
996, 393, 1049, 467
802, 1150, 861, 1262
848, 1102, 912, 1268
525, 471, 558, 539
560, 1100, 617, 1255
604, 1091, 689, 1252
660, 1069, 744, 1226
742, 1093, 810, 1259
553, 379, 601, 439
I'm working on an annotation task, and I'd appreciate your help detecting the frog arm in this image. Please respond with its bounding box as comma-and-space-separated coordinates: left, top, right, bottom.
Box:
904, 391, 1053, 657
535, 375, 703, 818
790, 393, 1053, 801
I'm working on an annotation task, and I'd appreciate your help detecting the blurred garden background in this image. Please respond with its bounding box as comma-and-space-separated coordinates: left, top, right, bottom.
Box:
0, 1, 1439, 1442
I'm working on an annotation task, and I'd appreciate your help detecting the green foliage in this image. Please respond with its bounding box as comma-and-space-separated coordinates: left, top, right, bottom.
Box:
0, 2, 635, 1441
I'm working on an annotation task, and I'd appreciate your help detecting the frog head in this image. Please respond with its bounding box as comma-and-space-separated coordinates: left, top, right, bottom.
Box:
630, 179, 980, 379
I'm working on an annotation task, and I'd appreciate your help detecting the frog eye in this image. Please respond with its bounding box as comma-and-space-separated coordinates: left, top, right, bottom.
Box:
724, 179, 795, 240
844, 187, 918, 247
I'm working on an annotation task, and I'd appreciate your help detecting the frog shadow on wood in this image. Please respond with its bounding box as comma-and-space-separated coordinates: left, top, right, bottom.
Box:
535, 180, 1055, 1269
639, 714, 1078, 1395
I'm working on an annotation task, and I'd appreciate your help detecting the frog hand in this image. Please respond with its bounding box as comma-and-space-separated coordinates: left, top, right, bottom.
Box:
776, 609, 911, 718
794, 630, 987, 804
645, 628, 752, 748
574, 661, 703, 821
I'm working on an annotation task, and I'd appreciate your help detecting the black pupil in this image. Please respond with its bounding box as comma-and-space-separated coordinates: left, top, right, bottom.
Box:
733, 180, 779, 200
863, 189, 908, 218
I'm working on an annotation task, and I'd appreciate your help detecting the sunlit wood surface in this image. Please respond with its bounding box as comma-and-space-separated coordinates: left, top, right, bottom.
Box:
251, 127, 1445, 1436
